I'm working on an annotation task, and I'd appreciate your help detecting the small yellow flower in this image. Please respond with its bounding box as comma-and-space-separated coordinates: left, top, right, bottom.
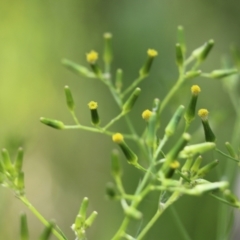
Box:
86, 50, 98, 64
170, 161, 180, 169
88, 101, 98, 110
142, 109, 153, 121
147, 49, 158, 57
198, 109, 209, 120
112, 133, 124, 143
191, 85, 201, 95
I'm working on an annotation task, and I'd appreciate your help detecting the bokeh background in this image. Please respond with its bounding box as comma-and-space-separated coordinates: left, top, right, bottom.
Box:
1, 1, 240, 239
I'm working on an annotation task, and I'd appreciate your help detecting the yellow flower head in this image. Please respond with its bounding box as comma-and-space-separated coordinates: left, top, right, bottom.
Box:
112, 133, 124, 143
191, 85, 201, 95
170, 161, 180, 169
142, 109, 153, 121
86, 50, 98, 64
147, 49, 158, 58
198, 109, 209, 120
88, 101, 98, 110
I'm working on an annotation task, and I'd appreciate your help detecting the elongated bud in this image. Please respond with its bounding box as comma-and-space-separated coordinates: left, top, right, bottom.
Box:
88, 101, 100, 125
152, 98, 161, 129
177, 26, 186, 55
1, 148, 14, 175
40, 118, 65, 130
64, 86, 75, 111
209, 69, 238, 79
84, 211, 98, 229
185, 70, 202, 80
176, 43, 184, 66
20, 213, 29, 240
197, 159, 219, 177
39, 221, 55, 240
142, 109, 153, 121
225, 142, 237, 158
190, 156, 202, 176
165, 161, 180, 178
192, 39, 214, 62
184, 85, 201, 124
139, 49, 158, 77
103, 33, 113, 65
61, 59, 95, 78
111, 149, 122, 177
181, 158, 193, 175
74, 215, 84, 231
14, 147, 24, 173
112, 133, 138, 164
198, 109, 216, 142
16, 171, 25, 193
162, 133, 191, 172
78, 197, 89, 222
86, 50, 102, 77
146, 112, 157, 147
223, 190, 239, 205
179, 142, 216, 158
106, 182, 117, 199
231, 45, 240, 69
122, 88, 141, 114
165, 105, 185, 137
115, 69, 123, 92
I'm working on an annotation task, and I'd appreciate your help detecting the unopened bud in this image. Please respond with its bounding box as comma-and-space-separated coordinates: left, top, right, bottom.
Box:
88, 101, 100, 125
122, 88, 141, 114
40, 118, 65, 130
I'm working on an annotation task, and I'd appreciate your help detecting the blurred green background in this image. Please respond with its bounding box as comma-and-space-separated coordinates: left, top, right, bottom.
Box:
1, 1, 240, 239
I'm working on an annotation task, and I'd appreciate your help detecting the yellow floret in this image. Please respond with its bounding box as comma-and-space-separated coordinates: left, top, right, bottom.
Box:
170, 161, 180, 169
142, 109, 153, 121
112, 133, 124, 143
191, 85, 201, 95
86, 50, 98, 64
198, 109, 209, 120
88, 101, 98, 110
147, 49, 158, 57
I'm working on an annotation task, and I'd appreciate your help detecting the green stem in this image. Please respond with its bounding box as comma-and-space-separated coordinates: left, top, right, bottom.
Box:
121, 76, 146, 98
103, 112, 125, 130
19, 196, 66, 240
70, 111, 81, 125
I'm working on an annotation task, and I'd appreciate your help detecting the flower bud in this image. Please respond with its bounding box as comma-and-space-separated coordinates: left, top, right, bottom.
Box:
190, 156, 202, 176
184, 85, 201, 124
111, 149, 122, 177
176, 43, 184, 66
162, 133, 191, 173
61, 59, 95, 78
78, 197, 89, 222
14, 147, 24, 174
40, 118, 65, 130
181, 158, 193, 175
103, 33, 113, 65
122, 88, 141, 114
198, 109, 216, 142
139, 49, 158, 77
1, 148, 14, 175
142, 109, 153, 121
177, 26, 186, 55
165, 161, 180, 178
165, 105, 185, 137
223, 189, 239, 205
196, 159, 219, 177
209, 69, 238, 79
146, 112, 157, 147
39, 221, 55, 240
112, 133, 138, 164
84, 211, 98, 229
192, 39, 214, 62
86, 50, 102, 77
106, 182, 117, 199
225, 142, 237, 158
20, 213, 29, 240
64, 86, 75, 111
115, 69, 123, 93
185, 70, 202, 80
16, 171, 25, 193
179, 142, 216, 158
88, 101, 100, 125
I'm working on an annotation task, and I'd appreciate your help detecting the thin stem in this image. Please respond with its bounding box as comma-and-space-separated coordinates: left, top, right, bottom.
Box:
70, 111, 80, 125
103, 112, 125, 130
19, 196, 66, 240
121, 76, 146, 98
215, 149, 239, 163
